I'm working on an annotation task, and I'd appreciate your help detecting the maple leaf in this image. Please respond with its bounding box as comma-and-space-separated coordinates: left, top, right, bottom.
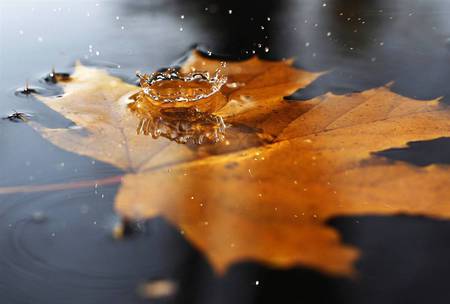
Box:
32, 51, 450, 276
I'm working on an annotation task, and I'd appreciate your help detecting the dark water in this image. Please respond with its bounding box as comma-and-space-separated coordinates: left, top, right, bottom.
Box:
1, 0, 450, 303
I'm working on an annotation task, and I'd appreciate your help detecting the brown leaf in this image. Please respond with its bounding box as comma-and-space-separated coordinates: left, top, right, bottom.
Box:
33, 52, 450, 276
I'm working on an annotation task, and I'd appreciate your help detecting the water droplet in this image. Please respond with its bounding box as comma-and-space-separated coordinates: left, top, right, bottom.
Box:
115, 16, 120, 20
305, 42, 310, 47
327, 32, 331, 36
179, 27, 183, 31
95, 51, 100, 56
180, 14, 184, 19
264, 47, 270, 53
255, 281, 260, 286
228, 9, 232, 14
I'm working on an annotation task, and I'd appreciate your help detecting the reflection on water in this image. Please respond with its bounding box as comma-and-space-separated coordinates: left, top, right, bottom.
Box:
134, 107, 226, 145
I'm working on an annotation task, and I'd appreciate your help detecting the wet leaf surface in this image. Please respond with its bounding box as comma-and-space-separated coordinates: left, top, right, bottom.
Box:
32, 51, 450, 276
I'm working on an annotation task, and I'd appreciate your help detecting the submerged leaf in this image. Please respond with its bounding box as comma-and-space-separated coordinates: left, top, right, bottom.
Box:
33, 52, 450, 276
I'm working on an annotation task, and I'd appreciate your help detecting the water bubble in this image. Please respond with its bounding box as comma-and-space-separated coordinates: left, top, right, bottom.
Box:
179, 27, 183, 31
180, 15, 184, 19
327, 32, 331, 36
305, 42, 310, 47
264, 47, 269, 53
228, 9, 232, 14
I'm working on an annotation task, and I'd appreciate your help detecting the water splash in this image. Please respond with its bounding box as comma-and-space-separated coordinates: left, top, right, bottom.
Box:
137, 64, 227, 103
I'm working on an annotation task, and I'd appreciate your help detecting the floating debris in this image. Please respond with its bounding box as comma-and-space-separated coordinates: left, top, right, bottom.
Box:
14, 81, 39, 96
112, 217, 146, 239
44, 67, 71, 83
2, 110, 31, 122
138, 279, 178, 299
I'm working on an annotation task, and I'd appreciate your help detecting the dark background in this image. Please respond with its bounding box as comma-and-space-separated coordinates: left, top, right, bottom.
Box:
1, 0, 450, 303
